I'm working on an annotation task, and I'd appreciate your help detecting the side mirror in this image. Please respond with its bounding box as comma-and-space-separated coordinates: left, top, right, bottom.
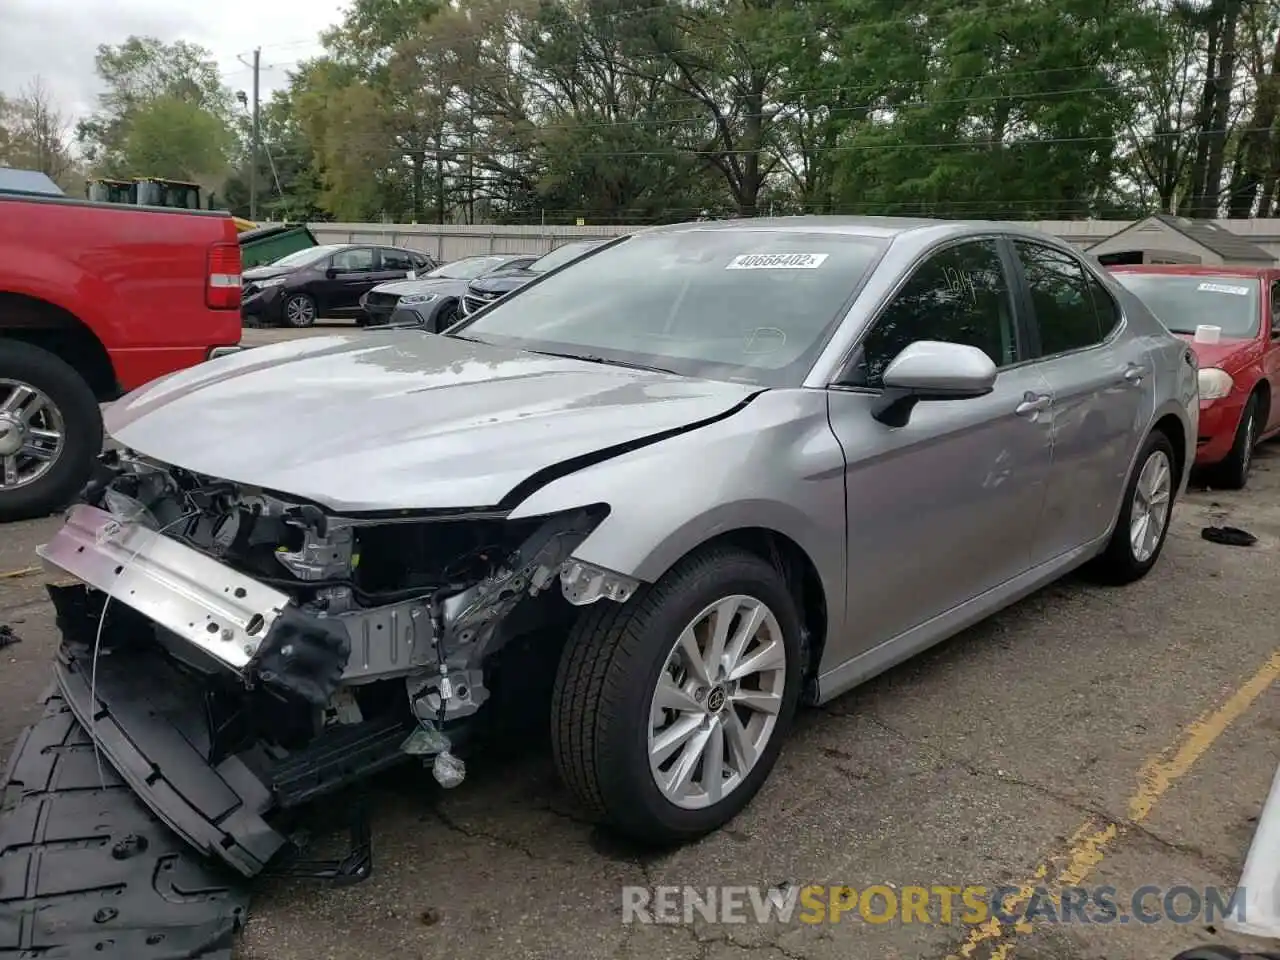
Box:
873, 340, 997, 426
325, 267, 339, 279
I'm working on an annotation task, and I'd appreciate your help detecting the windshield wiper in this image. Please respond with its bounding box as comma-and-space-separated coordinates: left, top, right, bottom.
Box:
525, 349, 680, 376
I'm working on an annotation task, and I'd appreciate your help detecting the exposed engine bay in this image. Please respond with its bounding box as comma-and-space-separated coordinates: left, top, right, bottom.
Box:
35, 447, 640, 879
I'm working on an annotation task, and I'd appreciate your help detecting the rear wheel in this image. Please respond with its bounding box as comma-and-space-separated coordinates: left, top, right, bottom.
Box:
1210, 393, 1260, 490
551, 547, 803, 844
283, 293, 317, 328
0, 340, 102, 522
1089, 430, 1177, 585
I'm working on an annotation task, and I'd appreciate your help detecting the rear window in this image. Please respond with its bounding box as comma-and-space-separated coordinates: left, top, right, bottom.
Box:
1112, 273, 1261, 338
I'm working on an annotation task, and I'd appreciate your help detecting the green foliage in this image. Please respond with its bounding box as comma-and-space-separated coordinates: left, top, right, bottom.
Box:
76, 36, 234, 183
52, 2, 1280, 222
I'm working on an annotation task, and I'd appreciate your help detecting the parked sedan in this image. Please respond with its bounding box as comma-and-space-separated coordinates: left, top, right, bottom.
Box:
360, 253, 538, 328
459, 239, 607, 316
30, 218, 1195, 877
241, 243, 437, 328
1110, 265, 1280, 489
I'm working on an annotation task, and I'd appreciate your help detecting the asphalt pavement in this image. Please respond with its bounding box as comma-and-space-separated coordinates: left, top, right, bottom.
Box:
2, 367, 1280, 959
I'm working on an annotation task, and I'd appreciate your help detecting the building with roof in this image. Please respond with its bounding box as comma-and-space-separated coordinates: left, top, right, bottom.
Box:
1086, 213, 1275, 266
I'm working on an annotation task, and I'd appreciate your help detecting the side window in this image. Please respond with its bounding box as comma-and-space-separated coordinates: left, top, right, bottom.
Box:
381, 248, 415, 271
1084, 269, 1121, 338
1013, 241, 1105, 355
1270, 281, 1280, 338
849, 240, 1017, 388
412, 253, 434, 269
331, 248, 375, 272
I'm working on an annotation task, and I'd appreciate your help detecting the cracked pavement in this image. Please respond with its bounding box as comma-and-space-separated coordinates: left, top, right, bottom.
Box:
3, 435, 1280, 960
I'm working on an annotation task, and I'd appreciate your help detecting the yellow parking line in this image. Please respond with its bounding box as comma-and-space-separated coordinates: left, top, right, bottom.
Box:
947, 648, 1280, 960
0, 566, 39, 581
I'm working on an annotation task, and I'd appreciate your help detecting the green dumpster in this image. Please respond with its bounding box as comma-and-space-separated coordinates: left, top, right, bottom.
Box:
238, 223, 318, 269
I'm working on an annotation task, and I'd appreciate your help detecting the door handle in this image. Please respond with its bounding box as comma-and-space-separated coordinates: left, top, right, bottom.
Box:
1123, 364, 1149, 384
1015, 393, 1051, 416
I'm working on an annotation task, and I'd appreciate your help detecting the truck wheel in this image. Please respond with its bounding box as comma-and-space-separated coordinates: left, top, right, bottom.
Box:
0, 340, 103, 523
283, 293, 317, 328
551, 546, 803, 844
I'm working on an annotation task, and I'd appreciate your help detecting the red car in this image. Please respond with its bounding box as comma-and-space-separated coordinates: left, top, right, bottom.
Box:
1110, 265, 1280, 489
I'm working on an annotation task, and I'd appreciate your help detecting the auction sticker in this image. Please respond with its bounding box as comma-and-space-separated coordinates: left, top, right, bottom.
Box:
1197, 281, 1251, 295
726, 253, 828, 269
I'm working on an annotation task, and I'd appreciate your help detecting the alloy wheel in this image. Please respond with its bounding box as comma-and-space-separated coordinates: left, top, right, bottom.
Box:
1129, 449, 1173, 563
286, 296, 316, 326
647, 594, 787, 810
0, 378, 65, 493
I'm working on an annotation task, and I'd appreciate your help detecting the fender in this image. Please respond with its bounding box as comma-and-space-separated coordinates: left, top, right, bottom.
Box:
505, 388, 849, 634
1102, 396, 1196, 540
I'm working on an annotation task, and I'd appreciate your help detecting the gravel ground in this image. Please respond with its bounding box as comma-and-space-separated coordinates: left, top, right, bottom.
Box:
2, 376, 1280, 960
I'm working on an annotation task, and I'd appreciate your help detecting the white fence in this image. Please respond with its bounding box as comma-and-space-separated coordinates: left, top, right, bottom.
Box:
307, 222, 636, 261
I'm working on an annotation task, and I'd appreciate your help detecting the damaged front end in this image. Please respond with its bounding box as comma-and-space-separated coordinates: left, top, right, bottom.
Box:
36, 449, 637, 879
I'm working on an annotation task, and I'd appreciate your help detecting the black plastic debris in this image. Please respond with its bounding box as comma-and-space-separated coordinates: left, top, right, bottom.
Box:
1201, 525, 1258, 547
0, 692, 249, 959
0, 624, 18, 649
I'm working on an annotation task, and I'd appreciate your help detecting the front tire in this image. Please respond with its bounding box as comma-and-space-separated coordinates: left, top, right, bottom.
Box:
1210, 393, 1259, 490
283, 293, 317, 328
551, 546, 803, 844
0, 340, 103, 523
433, 301, 460, 332
1089, 430, 1177, 585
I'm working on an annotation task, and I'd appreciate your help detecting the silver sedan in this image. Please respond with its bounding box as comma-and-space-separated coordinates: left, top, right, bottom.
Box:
36, 217, 1198, 874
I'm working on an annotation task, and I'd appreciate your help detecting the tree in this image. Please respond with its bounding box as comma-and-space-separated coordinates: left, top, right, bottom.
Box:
0, 78, 76, 188
77, 36, 234, 180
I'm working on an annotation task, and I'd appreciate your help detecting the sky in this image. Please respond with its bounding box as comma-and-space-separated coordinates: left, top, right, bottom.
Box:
0, 0, 348, 121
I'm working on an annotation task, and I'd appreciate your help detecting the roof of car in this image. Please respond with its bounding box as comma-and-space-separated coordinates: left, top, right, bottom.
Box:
641, 215, 1053, 242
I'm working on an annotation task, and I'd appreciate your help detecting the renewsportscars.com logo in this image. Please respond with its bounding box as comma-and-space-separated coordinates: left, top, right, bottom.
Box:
621, 884, 1247, 926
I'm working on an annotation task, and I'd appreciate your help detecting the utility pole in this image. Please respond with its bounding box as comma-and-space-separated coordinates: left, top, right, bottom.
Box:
250, 47, 260, 221
237, 48, 262, 220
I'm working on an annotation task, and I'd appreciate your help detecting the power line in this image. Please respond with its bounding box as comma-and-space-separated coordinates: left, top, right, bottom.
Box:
256, 121, 1255, 165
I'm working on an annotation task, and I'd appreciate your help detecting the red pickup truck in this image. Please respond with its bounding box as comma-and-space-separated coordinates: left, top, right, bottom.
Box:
0, 193, 243, 521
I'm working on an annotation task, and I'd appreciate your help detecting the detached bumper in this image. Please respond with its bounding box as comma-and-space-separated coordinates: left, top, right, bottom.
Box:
1225, 761, 1280, 940
54, 641, 287, 876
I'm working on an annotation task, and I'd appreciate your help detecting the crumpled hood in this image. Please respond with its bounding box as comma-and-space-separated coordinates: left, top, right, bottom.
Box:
104, 332, 759, 513
243, 265, 292, 282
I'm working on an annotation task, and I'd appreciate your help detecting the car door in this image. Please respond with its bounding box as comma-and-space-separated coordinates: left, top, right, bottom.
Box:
326, 247, 379, 311
1006, 239, 1151, 564
825, 237, 1055, 649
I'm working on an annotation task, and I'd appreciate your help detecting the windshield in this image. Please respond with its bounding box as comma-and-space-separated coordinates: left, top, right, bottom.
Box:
528, 241, 602, 274
267, 245, 340, 269
451, 230, 889, 386
1112, 273, 1262, 338
428, 256, 513, 280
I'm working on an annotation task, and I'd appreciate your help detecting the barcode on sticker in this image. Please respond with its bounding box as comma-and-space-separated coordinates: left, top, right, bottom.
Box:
1197, 282, 1250, 296
726, 253, 828, 270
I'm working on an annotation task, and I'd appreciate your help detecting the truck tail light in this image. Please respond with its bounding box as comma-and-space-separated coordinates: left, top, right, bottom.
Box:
207, 242, 241, 310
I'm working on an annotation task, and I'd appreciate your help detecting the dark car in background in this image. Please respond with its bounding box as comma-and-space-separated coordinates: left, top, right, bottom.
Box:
459, 239, 608, 316
241, 243, 437, 328
362, 253, 537, 329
